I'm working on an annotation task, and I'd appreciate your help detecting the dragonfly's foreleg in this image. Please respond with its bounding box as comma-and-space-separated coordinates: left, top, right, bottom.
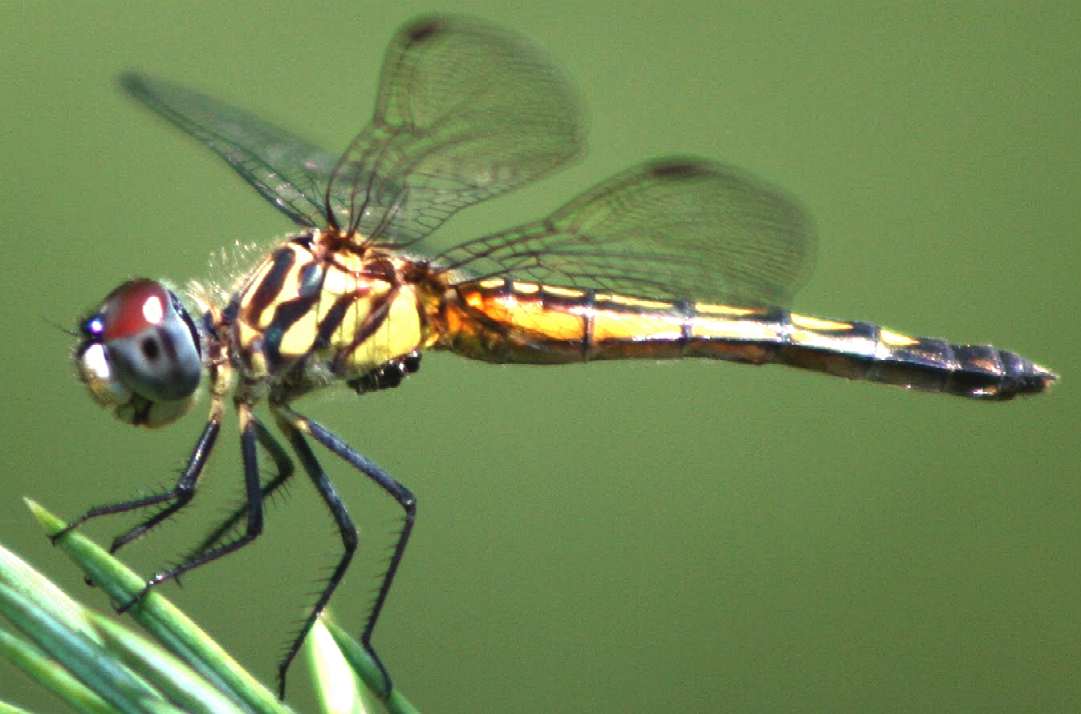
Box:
51, 400, 223, 551
116, 402, 265, 611
174, 418, 295, 564
273, 402, 416, 699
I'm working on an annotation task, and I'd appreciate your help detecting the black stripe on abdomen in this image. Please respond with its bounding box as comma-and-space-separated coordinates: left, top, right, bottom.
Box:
773, 318, 1055, 400
684, 307, 1054, 399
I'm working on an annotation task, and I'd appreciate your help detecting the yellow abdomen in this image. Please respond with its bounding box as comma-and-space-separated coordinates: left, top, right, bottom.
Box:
435, 277, 1055, 400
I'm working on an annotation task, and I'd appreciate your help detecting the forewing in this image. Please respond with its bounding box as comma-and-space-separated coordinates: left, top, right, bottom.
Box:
120, 73, 335, 228
433, 158, 815, 306
329, 15, 585, 247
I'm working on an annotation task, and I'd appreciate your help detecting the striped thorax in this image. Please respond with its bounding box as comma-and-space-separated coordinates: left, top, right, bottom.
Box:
229, 229, 437, 399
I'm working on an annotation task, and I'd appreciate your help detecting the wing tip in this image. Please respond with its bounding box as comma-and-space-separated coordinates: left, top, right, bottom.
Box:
403, 16, 447, 44
117, 71, 149, 97
647, 158, 714, 180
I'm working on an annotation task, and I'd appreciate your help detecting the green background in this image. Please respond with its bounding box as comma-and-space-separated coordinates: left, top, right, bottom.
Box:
2, 2, 1079, 712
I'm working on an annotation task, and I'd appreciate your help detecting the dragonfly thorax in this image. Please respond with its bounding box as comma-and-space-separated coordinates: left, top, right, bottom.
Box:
226, 231, 435, 401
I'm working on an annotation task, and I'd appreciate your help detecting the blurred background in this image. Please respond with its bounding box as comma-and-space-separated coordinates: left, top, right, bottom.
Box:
2, 2, 1078, 712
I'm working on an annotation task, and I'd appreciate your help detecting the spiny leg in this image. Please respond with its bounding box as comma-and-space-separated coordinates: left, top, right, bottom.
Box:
117, 403, 265, 611
275, 403, 416, 697
51, 401, 223, 549
271, 408, 357, 699
176, 418, 295, 564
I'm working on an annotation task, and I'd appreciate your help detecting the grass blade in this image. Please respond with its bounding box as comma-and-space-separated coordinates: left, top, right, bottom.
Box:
0, 625, 113, 714
26, 499, 291, 714
0, 581, 162, 714
0, 540, 95, 642
307, 615, 378, 714
322, 620, 419, 714
91, 612, 245, 714
14, 499, 419, 712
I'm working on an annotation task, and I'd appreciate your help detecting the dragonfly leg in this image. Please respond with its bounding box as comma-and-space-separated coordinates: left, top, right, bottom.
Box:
175, 418, 295, 564
116, 403, 265, 611
51, 400, 223, 551
274, 403, 415, 698
271, 408, 358, 699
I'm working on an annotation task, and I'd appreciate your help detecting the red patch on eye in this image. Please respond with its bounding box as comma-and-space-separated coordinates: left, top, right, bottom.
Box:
102, 279, 170, 340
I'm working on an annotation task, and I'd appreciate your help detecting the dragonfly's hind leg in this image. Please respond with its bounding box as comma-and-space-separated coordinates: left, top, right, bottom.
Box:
270, 406, 358, 698
51, 399, 224, 552
272, 402, 416, 699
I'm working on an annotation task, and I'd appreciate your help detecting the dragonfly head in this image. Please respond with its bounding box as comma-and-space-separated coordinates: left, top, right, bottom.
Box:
74, 279, 203, 427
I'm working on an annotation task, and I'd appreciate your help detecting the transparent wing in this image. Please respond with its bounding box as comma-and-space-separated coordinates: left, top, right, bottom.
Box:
328, 15, 585, 247
119, 16, 584, 247
120, 73, 336, 228
432, 158, 815, 306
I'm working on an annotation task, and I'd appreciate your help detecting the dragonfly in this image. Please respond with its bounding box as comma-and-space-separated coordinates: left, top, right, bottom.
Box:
62, 14, 1056, 701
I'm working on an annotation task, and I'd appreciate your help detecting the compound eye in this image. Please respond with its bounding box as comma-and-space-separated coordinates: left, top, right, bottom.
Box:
100, 280, 202, 402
